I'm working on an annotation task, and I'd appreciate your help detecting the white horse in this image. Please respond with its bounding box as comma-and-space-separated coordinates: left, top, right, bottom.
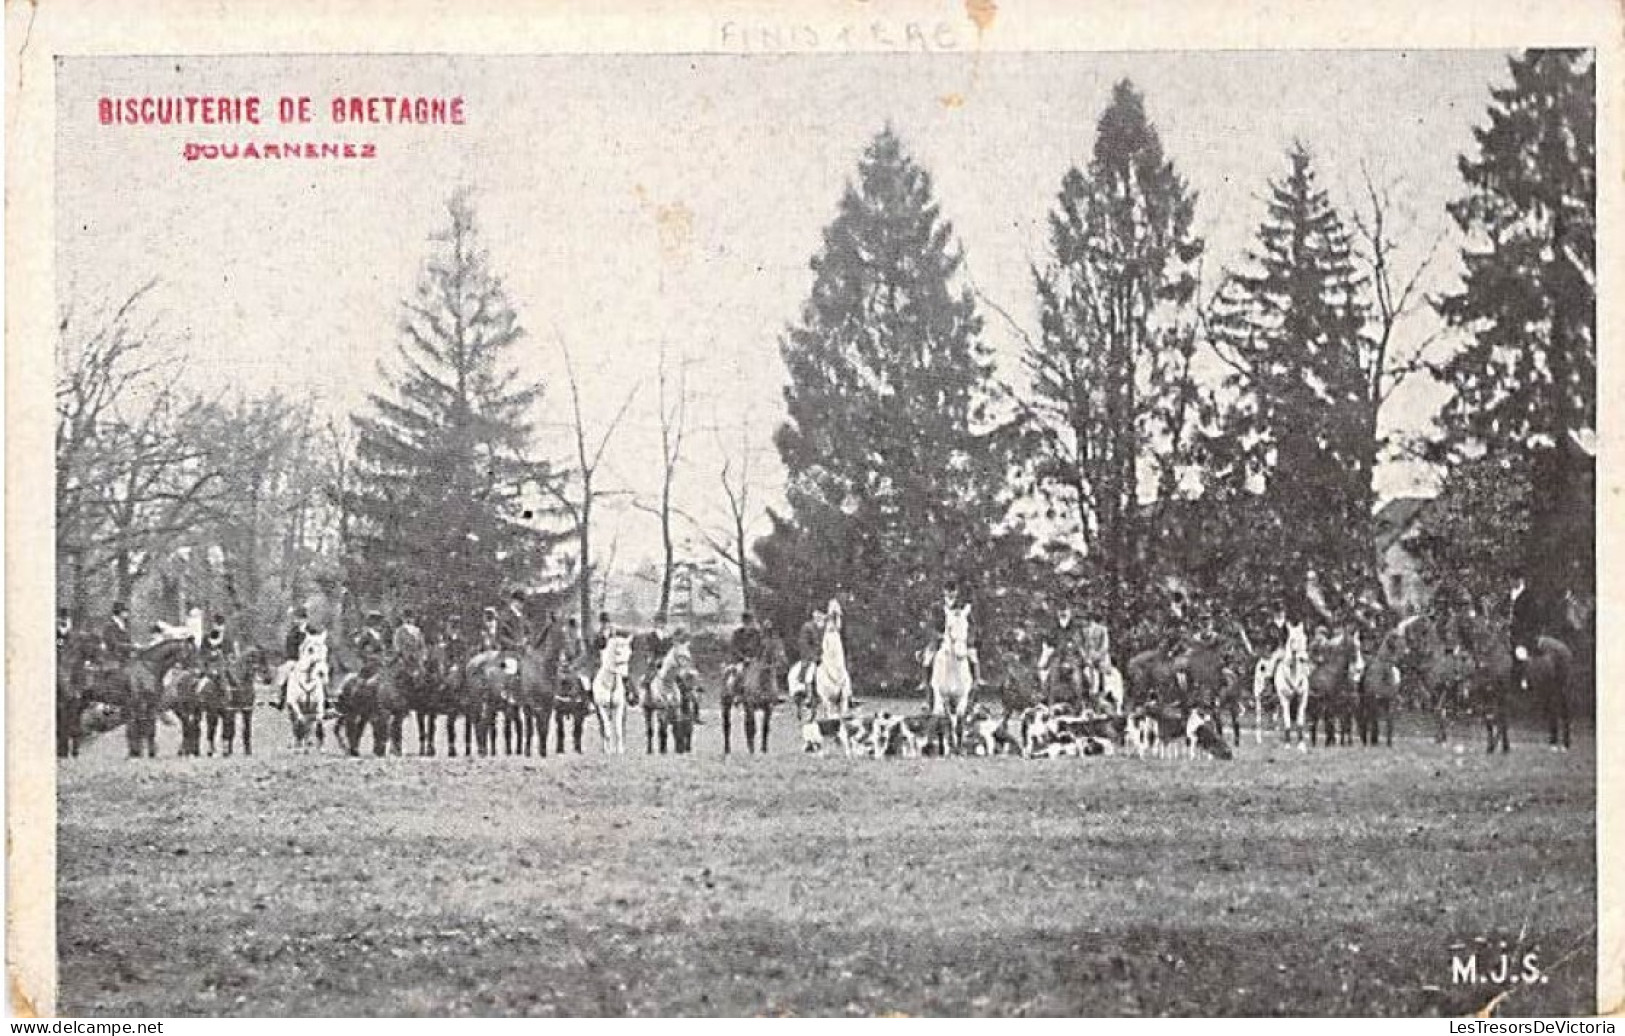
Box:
1272, 621, 1312, 748
592, 631, 633, 755
788, 603, 852, 720
929, 603, 977, 752
286, 631, 330, 751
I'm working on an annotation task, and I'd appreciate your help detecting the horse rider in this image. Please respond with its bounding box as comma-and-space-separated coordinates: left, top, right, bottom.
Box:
430, 613, 467, 688
1037, 603, 1086, 703
99, 601, 135, 667
798, 608, 824, 669
1509, 575, 1544, 691
57, 608, 75, 651
498, 591, 531, 651
478, 606, 502, 653
354, 609, 389, 680
393, 606, 427, 679
200, 613, 238, 692
731, 612, 763, 666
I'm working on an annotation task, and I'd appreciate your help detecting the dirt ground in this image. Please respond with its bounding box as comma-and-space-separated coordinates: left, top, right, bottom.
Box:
57, 706, 1596, 1017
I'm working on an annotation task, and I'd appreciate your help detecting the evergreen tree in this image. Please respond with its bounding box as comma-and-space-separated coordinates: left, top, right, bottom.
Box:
344, 191, 567, 624
1024, 79, 1204, 631
1432, 49, 1595, 604
755, 127, 1027, 687
1208, 144, 1374, 601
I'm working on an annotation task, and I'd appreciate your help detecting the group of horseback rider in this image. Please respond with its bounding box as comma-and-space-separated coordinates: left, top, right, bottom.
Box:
57, 600, 245, 698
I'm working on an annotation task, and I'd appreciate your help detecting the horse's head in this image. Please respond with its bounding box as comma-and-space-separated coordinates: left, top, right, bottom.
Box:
301, 630, 329, 663
1283, 622, 1308, 663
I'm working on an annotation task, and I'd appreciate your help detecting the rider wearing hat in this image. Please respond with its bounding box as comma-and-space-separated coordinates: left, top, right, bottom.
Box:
393, 606, 426, 671
100, 601, 134, 666
354, 609, 388, 679
1509, 575, 1544, 690
498, 591, 531, 652
479, 606, 502, 653
285, 606, 312, 663
731, 612, 763, 665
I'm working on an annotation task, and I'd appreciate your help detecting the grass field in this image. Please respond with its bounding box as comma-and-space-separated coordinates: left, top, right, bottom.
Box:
57, 706, 1595, 1017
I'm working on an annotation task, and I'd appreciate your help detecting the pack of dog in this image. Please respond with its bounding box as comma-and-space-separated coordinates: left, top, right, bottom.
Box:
1126, 702, 1233, 760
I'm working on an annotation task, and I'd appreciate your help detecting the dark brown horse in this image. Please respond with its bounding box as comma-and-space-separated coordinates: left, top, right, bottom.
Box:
1470, 636, 1573, 754
57, 633, 97, 758
722, 636, 786, 755
201, 647, 272, 756
1307, 631, 1358, 747
89, 637, 195, 759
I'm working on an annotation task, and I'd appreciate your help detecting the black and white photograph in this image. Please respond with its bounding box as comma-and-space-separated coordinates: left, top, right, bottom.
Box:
9, 0, 1616, 1019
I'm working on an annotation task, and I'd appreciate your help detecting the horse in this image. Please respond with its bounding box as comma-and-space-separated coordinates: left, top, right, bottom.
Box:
1356, 620, 1410, 748
553, 665, 593, 754
285, 632, 330, 751
87, 636, 196, 759
1472, 636, 1574, 754
421, 642, 480, 757
592, 631, 634, 754
200, 647, 272, 756
646, 640, 703, 754
1271, 622, 1312, 748
927, 605, 977, 753
490, 620, 565, 757
463, 648, 522, 756
722, 638, 786, 755
1307, 629, 1358, 747
56, 633, 97, 758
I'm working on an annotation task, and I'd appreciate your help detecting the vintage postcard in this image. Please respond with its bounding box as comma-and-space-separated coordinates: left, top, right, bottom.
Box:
7, 0, 1622, 1019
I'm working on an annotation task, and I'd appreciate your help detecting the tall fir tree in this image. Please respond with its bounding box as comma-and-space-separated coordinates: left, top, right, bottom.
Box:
1431, 49, 1595, 608
1208, 144, 1375, 603
1024, 79, 1204, 632
344, 191, 567, 625
755, 127, 1027, 686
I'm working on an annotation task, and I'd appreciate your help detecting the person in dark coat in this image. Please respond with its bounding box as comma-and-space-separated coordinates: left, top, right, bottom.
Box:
730, 612, 763, 664
498, 591, 531, 651
100, 602, 134, 666
354, 610, 389, 679
285, 606, 312, 663
1509, 576, 1545, 689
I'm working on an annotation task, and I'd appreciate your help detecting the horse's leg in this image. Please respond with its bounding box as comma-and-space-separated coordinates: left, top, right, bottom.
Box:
743, 705, 758, 755
760, 706, 771, 754
643, 704, 655, 755
721, 698, 733, 756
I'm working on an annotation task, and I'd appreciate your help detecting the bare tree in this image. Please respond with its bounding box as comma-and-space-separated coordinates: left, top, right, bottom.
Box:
1350, 165, 1446, 481
632, 340, 691, 623
55, 283, 236, 616
544, 331, 639, 639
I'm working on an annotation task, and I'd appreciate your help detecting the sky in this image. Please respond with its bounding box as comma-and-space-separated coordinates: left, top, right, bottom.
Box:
56, 50, 1516, 572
